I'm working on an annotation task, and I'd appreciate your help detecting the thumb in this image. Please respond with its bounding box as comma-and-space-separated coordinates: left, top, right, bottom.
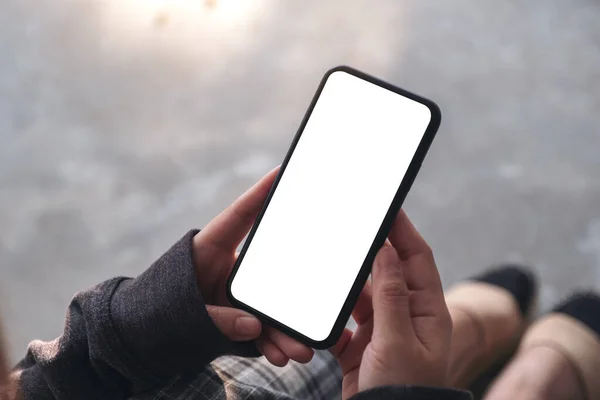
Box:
371, 243, 414, 341
206, 305, 263, 341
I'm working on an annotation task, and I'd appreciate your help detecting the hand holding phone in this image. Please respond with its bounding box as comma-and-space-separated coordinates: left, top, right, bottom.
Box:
193, 168, 315, 366
330, 211, 452, 399
228, 66, 441, 348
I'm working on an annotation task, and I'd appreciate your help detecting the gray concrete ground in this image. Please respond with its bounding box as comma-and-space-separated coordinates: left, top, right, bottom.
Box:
1, 0, 599, 362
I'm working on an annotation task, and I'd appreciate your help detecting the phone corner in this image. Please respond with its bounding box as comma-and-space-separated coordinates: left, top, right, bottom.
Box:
424, 99, 442, 126
310, 339, 336, 351
324, 65, 354, 79
225, 274, 238, 307
308, 326, 345, 350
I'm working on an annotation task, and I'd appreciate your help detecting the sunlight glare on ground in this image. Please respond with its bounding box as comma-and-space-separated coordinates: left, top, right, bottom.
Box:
100, 0, 270, 60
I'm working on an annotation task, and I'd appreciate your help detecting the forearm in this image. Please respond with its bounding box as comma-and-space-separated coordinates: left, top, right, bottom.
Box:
12, 230, 258, 400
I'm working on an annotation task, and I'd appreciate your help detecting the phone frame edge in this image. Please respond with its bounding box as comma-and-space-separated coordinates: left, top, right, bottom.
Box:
226, 65, 442, 350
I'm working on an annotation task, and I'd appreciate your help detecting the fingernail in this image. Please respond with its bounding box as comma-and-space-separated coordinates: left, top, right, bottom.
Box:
235, 316, 262, 337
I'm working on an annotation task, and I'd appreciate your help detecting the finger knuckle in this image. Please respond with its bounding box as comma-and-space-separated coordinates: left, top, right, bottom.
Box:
379, 282, 410, 304
207, 306, 222, 321
422, 245, 435, 261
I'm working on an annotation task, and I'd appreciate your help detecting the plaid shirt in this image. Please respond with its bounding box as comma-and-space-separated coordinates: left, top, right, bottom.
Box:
133, 351, 342, 400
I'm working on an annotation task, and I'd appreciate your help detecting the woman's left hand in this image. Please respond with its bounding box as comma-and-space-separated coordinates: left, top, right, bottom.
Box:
192, 167, 314, 366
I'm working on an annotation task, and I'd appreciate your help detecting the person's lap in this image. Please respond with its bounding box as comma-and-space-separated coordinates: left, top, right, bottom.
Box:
131, 350, 341, 400
130, 269, 519, 400
133, 267, 600, 400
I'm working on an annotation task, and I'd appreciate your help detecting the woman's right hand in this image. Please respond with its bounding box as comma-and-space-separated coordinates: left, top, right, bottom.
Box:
331, 210, 453, 399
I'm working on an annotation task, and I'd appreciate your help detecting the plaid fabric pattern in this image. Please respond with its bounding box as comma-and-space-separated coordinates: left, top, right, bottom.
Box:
132, 350, 342, 400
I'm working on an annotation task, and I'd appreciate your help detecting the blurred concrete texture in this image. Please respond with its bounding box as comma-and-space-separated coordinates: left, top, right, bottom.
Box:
1, 0, 599, 361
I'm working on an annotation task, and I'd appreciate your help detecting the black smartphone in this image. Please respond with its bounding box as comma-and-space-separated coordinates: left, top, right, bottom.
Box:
227, 66, 441, 349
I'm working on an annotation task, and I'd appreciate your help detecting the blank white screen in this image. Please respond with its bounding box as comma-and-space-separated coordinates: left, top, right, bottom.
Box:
231, 71, 432, 342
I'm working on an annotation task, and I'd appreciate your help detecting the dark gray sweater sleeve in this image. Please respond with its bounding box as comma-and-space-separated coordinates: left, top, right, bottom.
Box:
14, 230, 259, 400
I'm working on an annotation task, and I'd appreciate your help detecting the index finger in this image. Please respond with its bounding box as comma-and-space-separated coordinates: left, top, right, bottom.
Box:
197, 166, 279, 252
388, 210, 450, 347
388, 210, 441, 293
388, 210, 432, 261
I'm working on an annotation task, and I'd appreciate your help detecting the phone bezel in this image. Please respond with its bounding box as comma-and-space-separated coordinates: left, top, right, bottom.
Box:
226, 65, 442, 349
